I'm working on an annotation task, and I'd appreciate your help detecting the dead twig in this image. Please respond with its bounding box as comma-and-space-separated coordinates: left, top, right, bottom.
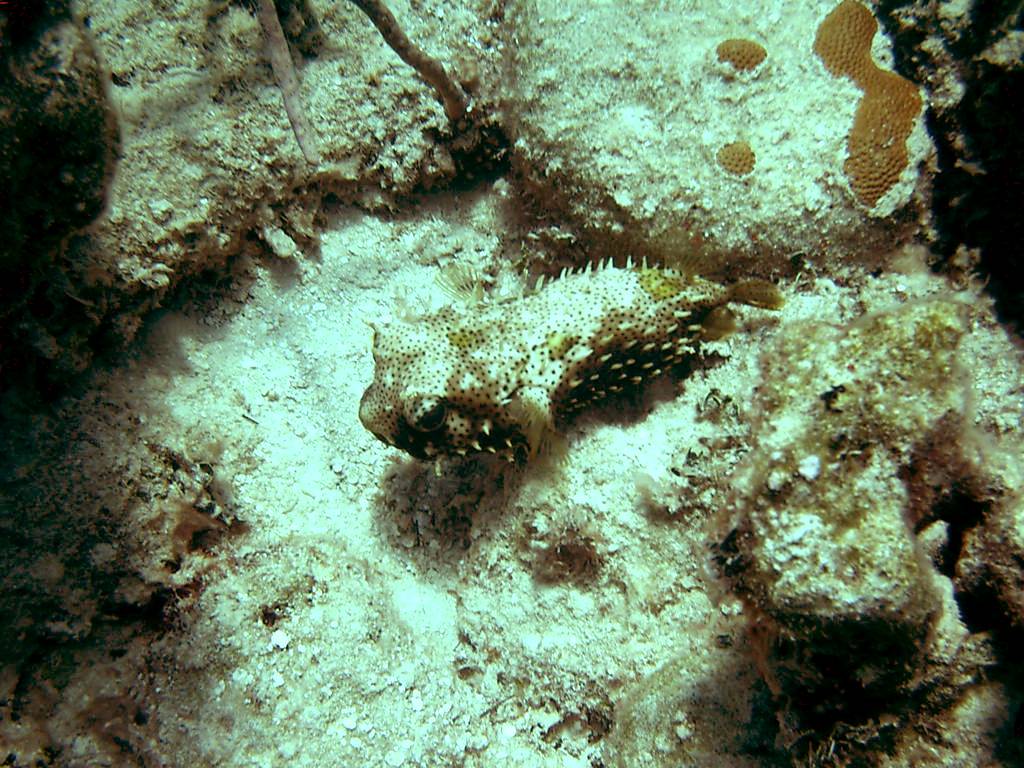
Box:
256, 0, 322, 164
347, 0, 468, 123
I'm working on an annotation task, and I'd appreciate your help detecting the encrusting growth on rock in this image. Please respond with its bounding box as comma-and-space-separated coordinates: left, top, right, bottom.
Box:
813, 0, 923, 207
359, 260, 781, 463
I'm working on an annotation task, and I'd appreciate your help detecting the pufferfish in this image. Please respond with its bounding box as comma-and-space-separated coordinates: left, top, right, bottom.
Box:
359, 259, 782, 463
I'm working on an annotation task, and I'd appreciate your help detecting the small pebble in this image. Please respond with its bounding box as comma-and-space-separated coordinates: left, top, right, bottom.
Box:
797, 454, 821, 481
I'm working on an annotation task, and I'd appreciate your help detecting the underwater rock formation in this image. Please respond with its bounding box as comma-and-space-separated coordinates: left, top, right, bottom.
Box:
958, 494, 1024, 632
503, 0, 933, 273
714, 295, 1020, 761
0, 2, 119, 281
0, 0, 500, 394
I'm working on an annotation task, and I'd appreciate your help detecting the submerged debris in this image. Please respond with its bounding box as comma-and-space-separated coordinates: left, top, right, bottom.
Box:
256, 0, 322, 164
348, 0, 469, 122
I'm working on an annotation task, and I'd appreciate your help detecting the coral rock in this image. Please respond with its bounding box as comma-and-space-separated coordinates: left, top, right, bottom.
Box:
715, 38, 767, 72
717, 299, 979, 738
716, 141, 755, 175
843, 74, 923, 208
503, 0, 934, 273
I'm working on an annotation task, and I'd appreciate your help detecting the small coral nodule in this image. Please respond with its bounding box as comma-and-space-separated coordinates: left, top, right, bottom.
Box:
716, 38, 767, 72
717, 141, 755, 176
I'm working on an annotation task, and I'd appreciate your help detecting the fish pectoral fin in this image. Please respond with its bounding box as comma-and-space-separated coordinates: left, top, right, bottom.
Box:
508, 387, 560, 462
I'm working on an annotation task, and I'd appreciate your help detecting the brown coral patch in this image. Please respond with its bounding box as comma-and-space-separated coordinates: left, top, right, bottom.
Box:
844, 77, 924, 210
717, 141, 755, 175
716, 38, 767, 72
813, 0, 878, 86
813, 0, 923, 207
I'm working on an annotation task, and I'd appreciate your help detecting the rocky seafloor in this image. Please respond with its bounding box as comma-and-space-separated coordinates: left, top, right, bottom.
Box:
1, 1, 1022, 766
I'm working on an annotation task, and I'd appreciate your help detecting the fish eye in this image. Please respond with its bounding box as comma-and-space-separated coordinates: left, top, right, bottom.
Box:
406, 396, 447, 432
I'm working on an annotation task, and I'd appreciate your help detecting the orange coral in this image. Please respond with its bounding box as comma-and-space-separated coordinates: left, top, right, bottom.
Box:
813, 0, 877, 86
717, 141, 756, 175
716, 39, 767, 72
814, 0, 922, 207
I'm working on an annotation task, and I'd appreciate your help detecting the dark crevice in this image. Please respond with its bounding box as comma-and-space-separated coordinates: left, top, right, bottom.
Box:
931, 485, 989, 579
877, 1, 1024, 331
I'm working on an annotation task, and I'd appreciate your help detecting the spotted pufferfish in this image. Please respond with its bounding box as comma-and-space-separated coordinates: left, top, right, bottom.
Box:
359, 258, 782, 463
